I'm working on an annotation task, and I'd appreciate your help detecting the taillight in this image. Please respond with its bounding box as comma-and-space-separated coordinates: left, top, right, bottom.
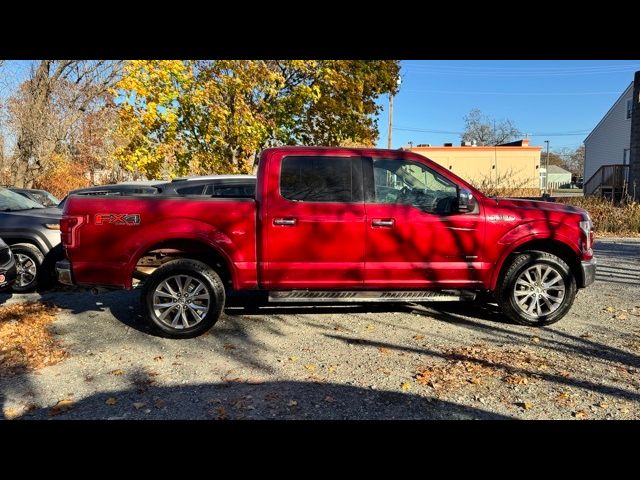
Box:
60, 215, 85, 248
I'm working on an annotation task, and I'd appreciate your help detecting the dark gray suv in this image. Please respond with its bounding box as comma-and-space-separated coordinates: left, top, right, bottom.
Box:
0, 187, 62, 292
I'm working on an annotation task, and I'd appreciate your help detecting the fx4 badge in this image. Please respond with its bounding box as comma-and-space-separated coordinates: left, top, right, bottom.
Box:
95, 213, 141, 226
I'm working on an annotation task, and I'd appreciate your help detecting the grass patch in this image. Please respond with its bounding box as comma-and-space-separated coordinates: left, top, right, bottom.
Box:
0, 302, 68, 378
556, 197, 640, 236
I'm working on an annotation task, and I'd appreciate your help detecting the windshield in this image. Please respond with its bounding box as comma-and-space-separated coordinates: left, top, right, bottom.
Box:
31, 190, 60, 207
0, 188, 44, 211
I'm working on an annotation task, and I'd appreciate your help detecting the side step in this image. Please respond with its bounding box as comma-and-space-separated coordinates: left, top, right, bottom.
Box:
268, 290, 476, 303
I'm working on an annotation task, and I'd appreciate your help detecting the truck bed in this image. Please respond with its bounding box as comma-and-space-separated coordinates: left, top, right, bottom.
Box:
63, 195, 257, 289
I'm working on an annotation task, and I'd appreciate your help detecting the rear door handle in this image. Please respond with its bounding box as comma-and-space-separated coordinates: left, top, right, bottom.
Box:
372, 218, 395, 227
273, 217, 297, 226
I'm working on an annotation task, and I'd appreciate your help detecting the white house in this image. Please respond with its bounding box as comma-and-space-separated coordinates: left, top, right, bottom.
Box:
584, 81, 633, 193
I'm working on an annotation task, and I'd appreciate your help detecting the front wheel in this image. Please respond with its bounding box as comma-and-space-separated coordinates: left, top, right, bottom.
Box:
11, 243, 44, 293
141, 259, 225, 338
497, 250, 576, 327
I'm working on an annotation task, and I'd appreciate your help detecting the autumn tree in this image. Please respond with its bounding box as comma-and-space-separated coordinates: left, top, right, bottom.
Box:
114, 60, 400, 178
5, 60, 123, 187
461, 108, 521, 146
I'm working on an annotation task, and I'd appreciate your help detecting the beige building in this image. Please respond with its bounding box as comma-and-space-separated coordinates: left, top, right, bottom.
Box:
405, 139, 542, 197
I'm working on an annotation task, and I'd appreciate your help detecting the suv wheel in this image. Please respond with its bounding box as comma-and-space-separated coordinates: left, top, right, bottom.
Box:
11, 243, 44, 293
497, 250, 576, 327
141, 258, 225, 338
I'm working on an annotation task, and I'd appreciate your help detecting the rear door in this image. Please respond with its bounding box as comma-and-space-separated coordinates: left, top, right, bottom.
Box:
261, 154, 366, 289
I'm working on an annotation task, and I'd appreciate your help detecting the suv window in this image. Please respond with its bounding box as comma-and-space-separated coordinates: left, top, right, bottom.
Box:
372, 158, 458, 214
280, 156, 358, 202
209, 184, 255, 198
175, 184, 206, 195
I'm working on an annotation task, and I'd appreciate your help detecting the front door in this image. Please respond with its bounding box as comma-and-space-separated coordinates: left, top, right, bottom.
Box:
261, 154, 366, 289
364, 156, 485, 288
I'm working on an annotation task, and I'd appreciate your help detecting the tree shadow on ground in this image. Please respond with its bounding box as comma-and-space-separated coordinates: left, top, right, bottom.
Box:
17, 379, 514, 420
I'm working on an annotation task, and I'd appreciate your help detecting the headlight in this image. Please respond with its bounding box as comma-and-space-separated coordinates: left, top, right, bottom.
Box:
44, 223, 60, 230
579, 217, 593, 251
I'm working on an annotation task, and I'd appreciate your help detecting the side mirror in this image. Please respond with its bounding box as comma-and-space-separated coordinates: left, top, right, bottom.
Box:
458, 188, 476, 213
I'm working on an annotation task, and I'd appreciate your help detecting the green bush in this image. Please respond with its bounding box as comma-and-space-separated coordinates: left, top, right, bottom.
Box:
557, 197, 640, 235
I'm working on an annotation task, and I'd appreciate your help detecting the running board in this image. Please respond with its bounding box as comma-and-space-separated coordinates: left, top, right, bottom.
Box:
268, 290, 476, 303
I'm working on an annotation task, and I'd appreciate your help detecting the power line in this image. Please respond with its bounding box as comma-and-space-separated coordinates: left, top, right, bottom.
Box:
402, 62, 640, 72
402, 89, 622, 96
402, 66, 640, 77
394, 126, 591, 136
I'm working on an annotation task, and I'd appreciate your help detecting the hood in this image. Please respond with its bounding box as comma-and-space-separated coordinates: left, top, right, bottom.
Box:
1, 207, 62, 221
492, 198, 588, 217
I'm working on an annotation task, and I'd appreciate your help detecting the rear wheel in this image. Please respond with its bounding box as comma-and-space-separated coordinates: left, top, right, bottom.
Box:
141, 259, 225, 338
497, 250, 576, 327
10, 243, 43, 293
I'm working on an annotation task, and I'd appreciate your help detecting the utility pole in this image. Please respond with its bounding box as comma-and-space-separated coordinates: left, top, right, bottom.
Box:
387, 75, 402, 149
387, 93, 393, 149
544, 140, 550, 194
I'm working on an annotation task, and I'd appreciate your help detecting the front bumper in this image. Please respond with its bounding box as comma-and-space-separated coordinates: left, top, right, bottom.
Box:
55, 259, 74, 286
580, 258, 596, 288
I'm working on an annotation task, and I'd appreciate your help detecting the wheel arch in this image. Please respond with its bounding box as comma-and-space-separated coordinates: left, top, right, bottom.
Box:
491, 237, 582, 291
127, 237, 235, 291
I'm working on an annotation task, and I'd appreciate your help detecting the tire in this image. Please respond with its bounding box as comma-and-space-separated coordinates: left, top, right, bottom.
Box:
140, 258, 225, 338
496, 250, 576, 327
10, 243, 44, 293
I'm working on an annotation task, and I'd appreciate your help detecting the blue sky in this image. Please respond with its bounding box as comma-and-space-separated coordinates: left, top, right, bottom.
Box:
376, 60, 640, 152
3, 60, 639, 154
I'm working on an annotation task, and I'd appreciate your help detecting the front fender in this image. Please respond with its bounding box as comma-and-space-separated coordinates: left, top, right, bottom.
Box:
489, 220, 582, 290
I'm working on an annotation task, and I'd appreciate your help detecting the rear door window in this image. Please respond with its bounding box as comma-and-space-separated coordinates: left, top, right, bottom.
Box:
280, 156, 362, 203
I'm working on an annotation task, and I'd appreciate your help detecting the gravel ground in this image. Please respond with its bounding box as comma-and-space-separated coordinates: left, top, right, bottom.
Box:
1, 237, 639, 420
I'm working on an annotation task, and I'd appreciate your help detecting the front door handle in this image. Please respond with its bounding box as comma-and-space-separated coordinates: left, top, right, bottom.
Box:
273, 217, 297, 226
372, 218, 395, 228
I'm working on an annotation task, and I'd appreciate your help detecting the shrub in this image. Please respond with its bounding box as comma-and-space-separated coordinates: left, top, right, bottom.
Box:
557, 196, 640, 235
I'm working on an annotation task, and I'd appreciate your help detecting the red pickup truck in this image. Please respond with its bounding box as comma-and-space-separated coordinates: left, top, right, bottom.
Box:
57, 147, 596, 338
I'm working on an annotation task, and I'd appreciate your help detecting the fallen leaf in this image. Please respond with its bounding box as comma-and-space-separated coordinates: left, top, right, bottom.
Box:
573, 410, 588, 419
215, 406, 228, 420
3, 407, 21, 420
49, 399, 74, 416
605, 306, 615, 313
133, 402, 146, 410
110, 369, 124, 376
153, 356, 163, 362
105, 397, 118, 406
531, 336, 540, 343
401, 382, 412, 392
580, 333, 592, 339
468, 377, 482, 385
504, 374, 529, 385
223, 343, 237, 351
413, 334, 425, 341
304, 364, 317, 372
598, 402, 609, 409
154, 399, 166, 409
333, 324, 346, 332
288, 356, 298, 362
327, 366, 337, 374
616, 313, 628, 320
288, 400, 298, 407
378, 347, 391, 355
415, 368, 432, 385
516, 401, 533, 410
366, 324, 376, 331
